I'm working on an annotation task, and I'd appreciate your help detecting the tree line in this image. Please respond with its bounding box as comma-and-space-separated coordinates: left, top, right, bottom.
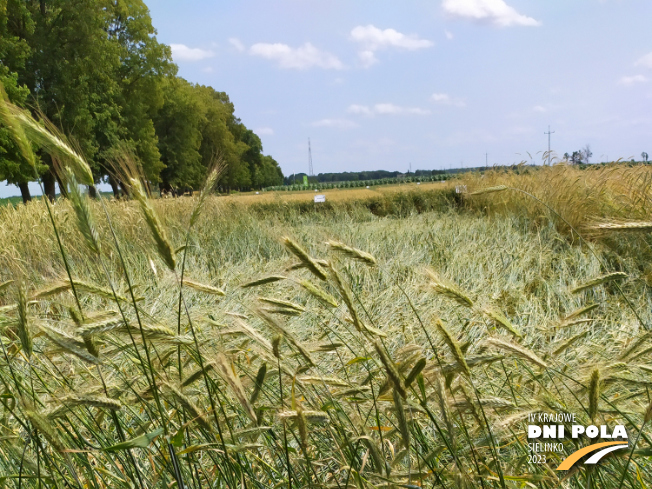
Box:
0, 0, 283, 203
284, 168, 449, 185
563, 144, 593, 165
563, 145, 651, 165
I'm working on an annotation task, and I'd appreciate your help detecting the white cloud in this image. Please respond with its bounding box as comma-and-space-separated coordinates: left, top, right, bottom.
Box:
351, 25, 434, 51
445, 30, 454, 40
533, 105, 546, 113
635, 52, 652, 68
619, 75, 648, 86
311, 119, 358, 129
228, 38, 245, 52
255, 127, 274, 135
347, 103, 430, 116
170, 44, 215, 62
347, 104, 374, 116
442, 0, 540, 27
358, 50, 378, 68
350, 25, 433, 68
431, 92, 466, 107
375, 103, 408, 114
249, 42, 343, 70
431, 93, 451, 103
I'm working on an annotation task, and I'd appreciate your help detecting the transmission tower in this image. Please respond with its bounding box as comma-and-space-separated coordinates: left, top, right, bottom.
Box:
308, 138, 314, 176
544, 126, 555, 165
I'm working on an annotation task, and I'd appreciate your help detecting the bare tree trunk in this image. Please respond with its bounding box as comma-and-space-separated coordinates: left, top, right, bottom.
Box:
108, 174, 120, 198
119, 181, 130, 198
18, 182, 32, 204
42, 170, 56, 202
88, 185, 97, 199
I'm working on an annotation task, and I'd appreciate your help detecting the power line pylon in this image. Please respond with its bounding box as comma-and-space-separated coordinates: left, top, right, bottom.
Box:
308, 138, 314, 176
544, 126, 555, 165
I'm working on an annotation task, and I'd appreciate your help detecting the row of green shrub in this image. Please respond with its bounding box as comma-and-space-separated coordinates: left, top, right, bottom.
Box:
263, 173, 451, 192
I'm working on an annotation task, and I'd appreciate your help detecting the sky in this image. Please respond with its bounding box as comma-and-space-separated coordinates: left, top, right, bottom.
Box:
3, 0, 652, 196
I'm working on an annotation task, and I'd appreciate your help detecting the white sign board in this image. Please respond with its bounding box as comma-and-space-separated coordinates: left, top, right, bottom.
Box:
314, 194, 326, 203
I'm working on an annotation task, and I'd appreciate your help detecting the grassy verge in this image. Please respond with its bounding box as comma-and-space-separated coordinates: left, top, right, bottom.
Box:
0, 195, 24, 207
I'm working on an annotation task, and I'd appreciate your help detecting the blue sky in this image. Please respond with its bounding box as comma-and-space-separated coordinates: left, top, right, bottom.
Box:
3, 0, 652, 196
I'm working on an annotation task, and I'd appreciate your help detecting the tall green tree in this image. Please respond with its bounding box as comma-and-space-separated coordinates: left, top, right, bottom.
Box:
254, 155, 283, 188
239, 128, 283, 188
238, 129, 283, 188
106, 0, 174, 185
0, 0, 41, 202
1, 0, 283, 198
156, 82, 281, 193
1, 0, 175, 199
155, 77, 204, 190
13, 0, 124, 199
194, 85, 249, 190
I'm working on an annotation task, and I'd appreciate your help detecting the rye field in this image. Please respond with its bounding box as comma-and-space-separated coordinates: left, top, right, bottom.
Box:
3, 102, 652, 488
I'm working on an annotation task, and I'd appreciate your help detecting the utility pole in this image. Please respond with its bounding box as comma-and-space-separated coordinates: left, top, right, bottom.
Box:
308, 138, 314, 177
544, 125, 555, 165
485, 152, 488, 168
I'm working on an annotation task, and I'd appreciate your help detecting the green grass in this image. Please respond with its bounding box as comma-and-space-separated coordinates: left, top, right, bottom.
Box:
0, 194, 24, 207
